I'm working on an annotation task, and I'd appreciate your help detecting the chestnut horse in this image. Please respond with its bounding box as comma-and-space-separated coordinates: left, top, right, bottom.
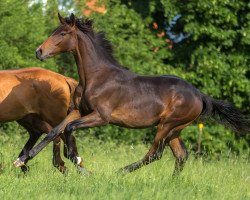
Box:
15, 14, 250, 175
1, 67, 84, 173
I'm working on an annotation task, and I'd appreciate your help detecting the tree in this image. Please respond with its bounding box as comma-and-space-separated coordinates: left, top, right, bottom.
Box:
0, 0, 57, 70
160, 0, 250, 111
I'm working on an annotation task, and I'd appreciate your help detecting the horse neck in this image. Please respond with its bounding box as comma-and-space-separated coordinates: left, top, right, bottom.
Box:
74, 31, 104, 85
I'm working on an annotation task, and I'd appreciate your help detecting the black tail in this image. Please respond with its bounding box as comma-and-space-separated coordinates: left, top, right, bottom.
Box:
200, 95, 250, 136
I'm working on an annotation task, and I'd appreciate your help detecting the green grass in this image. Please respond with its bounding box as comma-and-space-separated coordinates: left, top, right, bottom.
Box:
0, 134, 249, 200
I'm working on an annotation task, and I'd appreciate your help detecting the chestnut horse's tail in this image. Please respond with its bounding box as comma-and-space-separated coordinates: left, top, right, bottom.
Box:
200, 94, 250, 136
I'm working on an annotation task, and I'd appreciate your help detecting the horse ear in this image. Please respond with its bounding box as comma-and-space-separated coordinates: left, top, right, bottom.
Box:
58, 13, 65, 24
70, 13, 76, 27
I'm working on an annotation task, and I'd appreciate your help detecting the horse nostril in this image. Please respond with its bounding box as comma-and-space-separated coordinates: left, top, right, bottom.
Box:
36, 48, 42, 59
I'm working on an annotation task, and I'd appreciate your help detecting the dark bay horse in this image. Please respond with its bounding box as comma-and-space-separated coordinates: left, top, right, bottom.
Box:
15, 14, 250, 175
0, 67, 84, 173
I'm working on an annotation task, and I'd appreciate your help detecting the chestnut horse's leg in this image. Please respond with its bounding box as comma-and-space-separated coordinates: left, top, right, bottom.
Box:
17, 115, 67, 173
169, 136, 188, 176
52, 137, 67, 173
14, 110, 85, 168
17, 120, 42, 173
17, 116, 46, 173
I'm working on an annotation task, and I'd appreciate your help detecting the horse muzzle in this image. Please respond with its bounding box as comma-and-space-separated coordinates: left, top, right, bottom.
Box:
35, 48, 44, 61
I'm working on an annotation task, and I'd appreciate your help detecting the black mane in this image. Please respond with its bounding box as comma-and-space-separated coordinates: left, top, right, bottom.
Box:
65, 16, 126, 69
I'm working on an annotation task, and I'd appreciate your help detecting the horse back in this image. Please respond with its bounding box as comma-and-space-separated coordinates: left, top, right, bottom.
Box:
0, 67, 76, 125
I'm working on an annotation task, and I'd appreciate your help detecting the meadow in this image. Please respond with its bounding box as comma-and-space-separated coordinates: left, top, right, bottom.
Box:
0, 131, 249, 200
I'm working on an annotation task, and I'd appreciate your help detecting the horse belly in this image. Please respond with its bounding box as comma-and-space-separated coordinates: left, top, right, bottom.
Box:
0, 100, 17, 121
0, 104, 28, 122
110, 102, 163, 128
0, 81, 38, 122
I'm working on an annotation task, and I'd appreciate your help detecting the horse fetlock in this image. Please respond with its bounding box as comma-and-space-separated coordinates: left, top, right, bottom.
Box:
58, 165, 68, 174
69, 155, 81, 165
21, 165, 30, 174
13, 158, 25, 168
177, 152, 188, 163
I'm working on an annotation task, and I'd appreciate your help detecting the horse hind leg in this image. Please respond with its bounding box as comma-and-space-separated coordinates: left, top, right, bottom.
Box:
60, 133, 90, 175
117, 120, 191, 174
17, 115, 67, 174
169, 135, 188, 176
34, 119, 67, 174
52, 137, 67, 174
17, 116, 43, 173
118, 94, 202, 174
117, 124, 174, 173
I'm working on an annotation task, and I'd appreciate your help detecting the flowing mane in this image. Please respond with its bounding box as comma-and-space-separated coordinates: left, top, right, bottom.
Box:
65, 16, 127, 69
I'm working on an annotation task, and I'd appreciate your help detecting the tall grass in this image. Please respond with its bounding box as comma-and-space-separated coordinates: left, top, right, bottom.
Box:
0, 133, 249, 200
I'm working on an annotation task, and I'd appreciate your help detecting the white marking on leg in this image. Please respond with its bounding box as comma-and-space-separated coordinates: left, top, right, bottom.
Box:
76, 156, 82, 165
13, 158, 25, 167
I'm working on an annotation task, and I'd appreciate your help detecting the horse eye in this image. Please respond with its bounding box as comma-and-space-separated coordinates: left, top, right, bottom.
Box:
60, 32, 66, 36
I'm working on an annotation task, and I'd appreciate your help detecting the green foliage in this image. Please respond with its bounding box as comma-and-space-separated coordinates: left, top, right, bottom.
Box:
161, 0, 250, 110
181, 124, 250, 159
90, 1, 175, 75
0, 0, 57, 71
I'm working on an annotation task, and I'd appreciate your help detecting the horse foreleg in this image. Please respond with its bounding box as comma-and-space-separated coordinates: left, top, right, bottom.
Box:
63, 111, 107, 173
17, 131, 42, 173
17, 115, 67, 173
13, 110, 81, 168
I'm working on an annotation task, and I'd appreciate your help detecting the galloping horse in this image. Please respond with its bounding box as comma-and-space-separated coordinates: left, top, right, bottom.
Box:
1, 67, 84, 173
15, 14, 250, 175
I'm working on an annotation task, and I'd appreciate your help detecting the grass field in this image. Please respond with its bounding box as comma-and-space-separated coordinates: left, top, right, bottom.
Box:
0, 133, 249, 200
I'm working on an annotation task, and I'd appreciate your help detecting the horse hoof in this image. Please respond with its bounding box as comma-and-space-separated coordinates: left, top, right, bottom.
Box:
13, 158, 25, 168
21, 165, 30, 174
116, 168, 128, 175
78, 167, 92, 176
60, 166, 68, 175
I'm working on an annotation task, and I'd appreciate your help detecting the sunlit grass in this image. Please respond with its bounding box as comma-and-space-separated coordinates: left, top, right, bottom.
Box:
0, 134, 249, 200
